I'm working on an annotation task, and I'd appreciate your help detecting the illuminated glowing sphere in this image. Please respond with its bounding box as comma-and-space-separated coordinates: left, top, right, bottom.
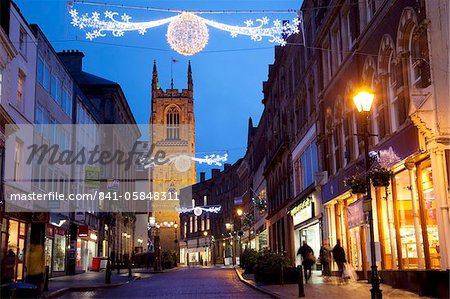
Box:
166, 12, 209, 56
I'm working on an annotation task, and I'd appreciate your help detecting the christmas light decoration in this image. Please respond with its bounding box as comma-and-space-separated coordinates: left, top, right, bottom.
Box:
176, 205, 222, 216
69, 8, 300, 55
141, 153, 228, 171
166, 12, 209, 56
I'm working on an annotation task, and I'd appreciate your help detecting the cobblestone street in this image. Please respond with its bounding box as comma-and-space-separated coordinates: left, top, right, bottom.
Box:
61, 267, 270, 299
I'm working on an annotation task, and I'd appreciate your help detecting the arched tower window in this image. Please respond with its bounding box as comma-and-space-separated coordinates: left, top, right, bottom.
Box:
166, 106, 180, 140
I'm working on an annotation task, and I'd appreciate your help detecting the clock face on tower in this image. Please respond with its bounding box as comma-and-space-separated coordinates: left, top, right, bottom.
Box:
168, 186, 177, 195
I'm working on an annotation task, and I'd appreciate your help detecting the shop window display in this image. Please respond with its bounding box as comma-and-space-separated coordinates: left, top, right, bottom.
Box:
44, 238, 53, 270
394, 170, 424, 269
419, 163, 440, 268
54, 234, 66, 272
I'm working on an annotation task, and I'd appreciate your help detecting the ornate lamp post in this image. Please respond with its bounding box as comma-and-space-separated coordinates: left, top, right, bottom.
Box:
174, 222, 179, 262
353, 89, 382, 299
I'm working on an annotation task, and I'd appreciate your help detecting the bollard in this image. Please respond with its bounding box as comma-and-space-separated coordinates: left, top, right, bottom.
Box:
298, 265, 305, 297
105, 260, 112, 284
117, 261, 120, 274
128, 262, 132, 277
43, 265, 50, 291
281, 264, 284, 286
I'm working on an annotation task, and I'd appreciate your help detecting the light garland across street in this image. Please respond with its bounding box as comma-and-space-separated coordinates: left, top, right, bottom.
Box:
69, 8, 301, 55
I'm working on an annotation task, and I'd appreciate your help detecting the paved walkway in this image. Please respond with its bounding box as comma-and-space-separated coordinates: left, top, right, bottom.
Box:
238, 269, 431, 299
43, 269, 152, 298
61, 267, 269, 298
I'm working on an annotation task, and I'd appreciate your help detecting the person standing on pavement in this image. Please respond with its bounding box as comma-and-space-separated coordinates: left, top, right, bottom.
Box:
319, 240, 332, 278
297, 240, 315, 283
332, 239, 346, 280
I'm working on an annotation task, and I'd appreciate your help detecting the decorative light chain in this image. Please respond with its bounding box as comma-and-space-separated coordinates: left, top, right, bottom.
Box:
69, 8, 301, 55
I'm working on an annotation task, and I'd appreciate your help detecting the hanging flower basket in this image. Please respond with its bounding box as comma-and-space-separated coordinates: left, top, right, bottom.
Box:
252, 197, 267, 213
344, 175, 367, 194
369, 167, 393, 187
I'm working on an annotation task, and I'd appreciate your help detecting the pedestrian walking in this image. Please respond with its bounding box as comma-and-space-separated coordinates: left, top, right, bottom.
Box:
319, 240, 332, 278
297, 240, 315, 283
1, 249, 16, 283
332, 239, 346, 282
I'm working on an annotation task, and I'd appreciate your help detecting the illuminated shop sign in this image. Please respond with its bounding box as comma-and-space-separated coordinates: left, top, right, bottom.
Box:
291, 197, 314, 226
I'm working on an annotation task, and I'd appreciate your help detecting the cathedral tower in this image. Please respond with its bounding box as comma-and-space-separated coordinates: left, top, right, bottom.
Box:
149, 61, 196, 254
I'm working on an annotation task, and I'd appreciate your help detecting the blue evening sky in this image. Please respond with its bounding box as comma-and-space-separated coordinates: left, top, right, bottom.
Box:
16, 0, 301, 178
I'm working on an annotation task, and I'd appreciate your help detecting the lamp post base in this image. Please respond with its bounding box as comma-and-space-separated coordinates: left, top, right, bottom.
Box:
370, 265, 382, 299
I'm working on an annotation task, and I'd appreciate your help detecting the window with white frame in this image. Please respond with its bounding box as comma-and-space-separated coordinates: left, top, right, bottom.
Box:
203, 195, 207, 206
17, 70, 25, 111
184, 222, 187, 238
14, 139, 23, 181
19, 27, 27, 54
194, 216, 198, 232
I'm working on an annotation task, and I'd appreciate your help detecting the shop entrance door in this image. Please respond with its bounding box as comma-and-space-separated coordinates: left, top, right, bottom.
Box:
348, 225, 367, 278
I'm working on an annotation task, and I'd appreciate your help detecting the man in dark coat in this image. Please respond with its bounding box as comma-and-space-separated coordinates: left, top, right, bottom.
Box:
332, 239, 346, 279
297, 240, 315, 283
319, 240, 332, 277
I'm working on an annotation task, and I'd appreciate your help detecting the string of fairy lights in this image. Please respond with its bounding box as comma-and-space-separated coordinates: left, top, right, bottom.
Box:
68, 0, 302, 55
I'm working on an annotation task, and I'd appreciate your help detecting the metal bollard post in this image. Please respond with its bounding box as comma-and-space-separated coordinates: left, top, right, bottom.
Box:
128, 262, 132, 277
105, 259, 112, 284
298, 265, 305, 297
43, 265, 50, 291
117, 261, 120, 274
281, 264, 284, 286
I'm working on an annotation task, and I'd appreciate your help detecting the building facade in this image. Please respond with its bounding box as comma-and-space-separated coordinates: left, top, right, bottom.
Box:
31, 25, 75, 277
179, 162, 242, 266
58, 49, 140, 273
308, 0, 448, 296
0, 0, 38, 286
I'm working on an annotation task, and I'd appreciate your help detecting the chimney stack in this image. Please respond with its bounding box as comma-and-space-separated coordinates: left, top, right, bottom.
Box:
58, 49, 85, 73
200, 172, 206, 182
211, 169, 220, 178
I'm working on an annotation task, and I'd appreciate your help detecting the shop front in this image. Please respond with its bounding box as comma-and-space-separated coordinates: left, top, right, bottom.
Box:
321, 128, 448, 297
76, 225, 97, 272
290, 191, 322, 268
44, 224, 68, 277
0, 215, 29, 282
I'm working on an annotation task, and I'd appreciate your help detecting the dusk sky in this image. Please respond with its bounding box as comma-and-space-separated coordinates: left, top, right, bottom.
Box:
16, 0, 301, 177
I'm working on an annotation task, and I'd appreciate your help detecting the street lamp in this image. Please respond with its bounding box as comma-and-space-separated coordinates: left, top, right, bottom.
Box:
236, 208, 244, 263
353, 88, 382, 299
174, 222, 179, 263
203, 231, 208, 266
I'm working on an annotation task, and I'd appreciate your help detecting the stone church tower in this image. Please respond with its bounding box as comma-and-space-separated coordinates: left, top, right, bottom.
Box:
149, 60, 196, 256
